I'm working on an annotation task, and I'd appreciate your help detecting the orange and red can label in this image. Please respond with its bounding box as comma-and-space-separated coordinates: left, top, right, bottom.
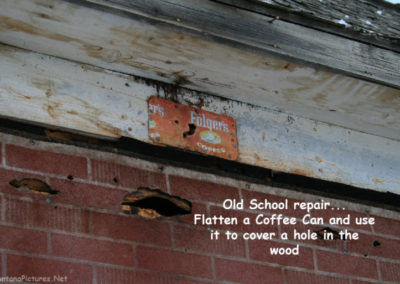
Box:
148, 97, 238, 160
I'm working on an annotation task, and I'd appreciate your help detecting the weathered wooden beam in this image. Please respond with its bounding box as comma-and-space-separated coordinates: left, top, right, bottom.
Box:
0, 0, 399, 142
216, 0, 400, 52
81, 0, 400, 87
1, 44, 399, 194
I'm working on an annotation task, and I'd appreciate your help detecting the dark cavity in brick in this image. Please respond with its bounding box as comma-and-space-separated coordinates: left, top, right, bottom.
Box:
9, 178, 59, 195
121, 187, 191, 219
373, 240, 381, 247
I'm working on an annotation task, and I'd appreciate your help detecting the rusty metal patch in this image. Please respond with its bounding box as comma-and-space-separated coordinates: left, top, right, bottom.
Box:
148, 97, 238, 160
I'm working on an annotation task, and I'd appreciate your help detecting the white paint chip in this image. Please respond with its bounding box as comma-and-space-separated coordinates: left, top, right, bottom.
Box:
336, 19, 351, 27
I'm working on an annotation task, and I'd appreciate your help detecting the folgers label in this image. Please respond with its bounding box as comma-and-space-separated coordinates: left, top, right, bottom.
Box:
148, 97, 238, 160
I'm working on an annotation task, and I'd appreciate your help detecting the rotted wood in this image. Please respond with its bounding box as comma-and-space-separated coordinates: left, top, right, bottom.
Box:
1, 44, 399, 194
0, 0, 399, 142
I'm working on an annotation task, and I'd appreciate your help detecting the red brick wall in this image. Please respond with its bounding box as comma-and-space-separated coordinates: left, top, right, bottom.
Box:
0, 133, 399, 284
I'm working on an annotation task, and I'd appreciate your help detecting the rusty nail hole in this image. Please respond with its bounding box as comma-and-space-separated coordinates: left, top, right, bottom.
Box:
67, 175, 74, 180
125, 82, 130, 87
373, 240, 381, 247
183, 123, 196, 138
128, 127, 132, 131
9, 178, 58, 195
113, 177, 118, 183
121, 187, 192, 219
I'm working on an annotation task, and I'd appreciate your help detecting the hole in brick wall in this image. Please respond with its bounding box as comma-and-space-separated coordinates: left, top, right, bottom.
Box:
183, 123, 196, 138
113, 177, 118, 183
314, 227, 340, 240
373, 240, 381, 247
67, 175, 74, 180
121, 187, 191, 219
9, 178, 59, 195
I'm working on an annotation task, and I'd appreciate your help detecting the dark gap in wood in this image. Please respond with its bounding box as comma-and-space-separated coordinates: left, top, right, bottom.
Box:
0, 117, 399, 212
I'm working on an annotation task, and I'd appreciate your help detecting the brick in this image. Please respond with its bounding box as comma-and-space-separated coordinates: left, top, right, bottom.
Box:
280, 222, 345, 251
0, 225, 47, 254
97, 267, 205, 284
241, 189, 307, 218
372, 215, 400, 238
50, 179, 127, 212
173, 224, 246, 257
351, 281, 376, 284
5, 197, 90, 233
347, 232, 400, 260
134, 271, 210, 284
175, 278, 210, 284
175, 202, 207, 225
310, 206, 371, 232
51, 233, 134, 266
169, 175, 239, 203
96, 266, 135, 284
380, 261, 400, 282
215, 258, 283, 284
91, 160, 167, 190
209, 205, 280, 235
249, 240, 314, 269
0, 168, 48, 199
6, 145, 87, 178
91, 211, 171, 246
137, 246, 212, 279
7, 254, 92, 283
285, 270, 349, 284
316, 250, 378, 279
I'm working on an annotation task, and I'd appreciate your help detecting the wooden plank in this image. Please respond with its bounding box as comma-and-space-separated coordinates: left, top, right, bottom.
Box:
1, 44, 399, 194
82, 0, 400, 87
217, 0, 400, 52
0, 0, 399, 142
